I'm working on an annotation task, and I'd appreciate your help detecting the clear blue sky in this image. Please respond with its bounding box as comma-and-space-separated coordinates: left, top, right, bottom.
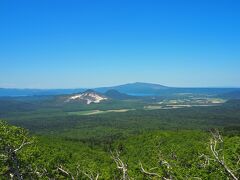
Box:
0, 0, 239, 88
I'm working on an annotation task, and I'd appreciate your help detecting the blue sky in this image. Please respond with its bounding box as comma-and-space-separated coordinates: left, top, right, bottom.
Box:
0, 0, 239, 88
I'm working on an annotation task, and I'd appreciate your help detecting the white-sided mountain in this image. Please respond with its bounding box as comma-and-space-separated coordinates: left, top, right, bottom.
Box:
65, 90, 107, 104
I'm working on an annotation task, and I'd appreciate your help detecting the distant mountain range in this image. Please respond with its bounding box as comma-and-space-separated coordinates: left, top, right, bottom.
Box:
0, 82, 167, 97
0, 82, 239, 97
95, 82, 169, 95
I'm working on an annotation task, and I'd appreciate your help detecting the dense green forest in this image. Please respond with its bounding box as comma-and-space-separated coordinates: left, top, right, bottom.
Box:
1, 96, 240, 179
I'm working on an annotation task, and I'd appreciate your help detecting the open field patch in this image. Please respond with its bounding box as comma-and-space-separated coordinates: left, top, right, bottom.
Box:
67, 109, 135, 116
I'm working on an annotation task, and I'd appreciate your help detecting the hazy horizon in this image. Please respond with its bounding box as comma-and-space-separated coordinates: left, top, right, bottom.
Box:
1, 81, 240, 90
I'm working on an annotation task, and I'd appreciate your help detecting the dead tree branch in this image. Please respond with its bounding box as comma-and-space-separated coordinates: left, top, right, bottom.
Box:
139, 162, 161, 178
5, 145, 23, 180
57, 165, 75, 180
210, 129, 238, 180
14, 139, 32, 153
111, 150, 129, 180
57, 165, 100, 180
3, 139, 33, 180
82, 170, 99, 180
199, 154, 215, 167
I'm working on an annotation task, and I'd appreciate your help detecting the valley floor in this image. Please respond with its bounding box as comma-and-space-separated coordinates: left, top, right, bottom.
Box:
1, 96, 240, 179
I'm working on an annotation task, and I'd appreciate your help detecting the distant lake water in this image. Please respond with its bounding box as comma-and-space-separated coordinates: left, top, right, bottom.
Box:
128, 93, 155, 96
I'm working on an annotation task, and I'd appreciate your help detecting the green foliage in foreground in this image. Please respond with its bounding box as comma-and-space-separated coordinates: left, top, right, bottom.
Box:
1, 121, 240, 179
0, 121, 113, 179
116, 130, 240, 179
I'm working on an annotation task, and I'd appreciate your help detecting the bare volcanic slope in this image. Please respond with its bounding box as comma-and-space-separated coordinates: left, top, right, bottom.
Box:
65, 89, 107, 104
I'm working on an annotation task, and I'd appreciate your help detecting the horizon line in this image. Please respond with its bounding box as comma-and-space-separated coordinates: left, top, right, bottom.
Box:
1, 82, 240, 89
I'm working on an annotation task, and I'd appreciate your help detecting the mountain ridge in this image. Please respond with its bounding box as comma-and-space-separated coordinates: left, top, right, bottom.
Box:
1, 82, 240, 97
0, 82, 168, 97
104, 89, 136, 100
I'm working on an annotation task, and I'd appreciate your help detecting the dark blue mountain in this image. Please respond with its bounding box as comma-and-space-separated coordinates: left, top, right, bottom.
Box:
95, 82, 169, 96
104, 89, 135, 100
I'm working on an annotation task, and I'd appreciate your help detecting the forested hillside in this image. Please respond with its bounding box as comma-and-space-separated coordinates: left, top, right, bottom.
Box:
1, 121, 240, 179
1, 98, 240, 179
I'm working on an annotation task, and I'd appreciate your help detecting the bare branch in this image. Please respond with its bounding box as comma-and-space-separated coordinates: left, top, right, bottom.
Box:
199, 154, 215, 167
58, 166, 70, 176
111, 150, 129, 180
82, 170, 99, 180
57, 166, 75, 180
14, 139, 32, 153
210, 129, 238, 180
57, 165, 100, 180
139, 162, 161, 178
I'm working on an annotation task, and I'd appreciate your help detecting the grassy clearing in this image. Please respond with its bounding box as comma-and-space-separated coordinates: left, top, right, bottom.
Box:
145, 97, 227, 110
67, 109, 135, 116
